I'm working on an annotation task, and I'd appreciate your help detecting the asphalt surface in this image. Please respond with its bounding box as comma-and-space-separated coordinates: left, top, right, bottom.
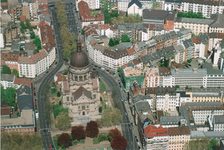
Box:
33, 2, 64, 149
92, 65, 138, 150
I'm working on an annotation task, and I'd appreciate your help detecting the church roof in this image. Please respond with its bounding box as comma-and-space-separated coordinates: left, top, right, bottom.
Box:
128, 0, 142, 8
70, 41, 89, 68
72, 86, 92, 100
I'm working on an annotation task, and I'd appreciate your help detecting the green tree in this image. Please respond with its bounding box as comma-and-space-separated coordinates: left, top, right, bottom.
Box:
56, 0, 76, 61
208, 138, 219, 150
20, 21, 26, 33
33, 36, 42, 51
108, 38, 120, 47
159, 58, 169, 67
11, 69, 19, 77
25, 19, 33, 31
1, 65, 11, 74
1, 87, 16, 107
30, 31, 35, 39
53, 104, 68, 118
121, 34, 130, 42
55, 111, 71, 130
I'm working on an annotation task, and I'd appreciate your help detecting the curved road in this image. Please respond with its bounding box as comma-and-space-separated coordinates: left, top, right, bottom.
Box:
34, 3, 63, 150
93, 66, 138, 150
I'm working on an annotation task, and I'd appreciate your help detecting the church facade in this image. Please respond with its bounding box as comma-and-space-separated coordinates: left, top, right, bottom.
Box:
62, 42, 101, 125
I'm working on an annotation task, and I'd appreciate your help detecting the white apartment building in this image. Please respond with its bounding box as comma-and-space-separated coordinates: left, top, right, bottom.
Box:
174, 14, 224, 35
18, 48, 55, 78
180, 0, 224, 18
212, 115, 224, 131
156, 91, 192, 111
191, 103, 224, 125
163, 0, 182, 11
171, 68, 207, 88
0, 74, 15, 89
206, 74, 224, 88
174, 18, 213, 35
156, 93, 179, 111
86, 35, 136, 70
118, 0, 131, 12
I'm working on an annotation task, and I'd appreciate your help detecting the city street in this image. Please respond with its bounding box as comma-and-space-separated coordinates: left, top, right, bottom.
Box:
93, 66, 139, 150
33, 2, 64, 149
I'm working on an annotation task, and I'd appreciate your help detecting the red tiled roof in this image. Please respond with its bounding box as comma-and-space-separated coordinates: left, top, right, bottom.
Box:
127, 47, 136, 55
167, 127, 190, 136
83, 26, 98, 36
144, 125, 168, 138
1, 52, 20, 62
19, 15, 27, 21
78, 1, 104, 22
39, 21, 55, 51
192, 37, 201, 44
18, 49, 48, 64
14, 77, 32, 87
55, 73, 66, 83
98, 24, 110, 30
1, 106, 11, 116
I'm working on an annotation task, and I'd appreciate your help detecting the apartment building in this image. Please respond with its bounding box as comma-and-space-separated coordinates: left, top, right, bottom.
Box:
144, 125, 191, 150
86, 35, 136, 70
118, 0, 131, 12
174, 45, 186, 63
117, 23, 148, 42
144, 125, 169, 150
171, 68, 207, 88
174, 14, 224, 35
78, 1, 104, 27
180, 0, 224, 18
178, 102, 224, 131
212, 115, 224, 131
174, 18, 213, 35
155, 87, 191, 111
144, 68, 160, 88
163, 0, 182, 11
0, 74, 15, 89
186, 88, 224, 103
160, 116, 186, 128
167, 126, 190, 150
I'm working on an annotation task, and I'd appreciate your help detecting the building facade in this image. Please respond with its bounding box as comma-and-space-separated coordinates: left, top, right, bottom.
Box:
62, 42, 101, 125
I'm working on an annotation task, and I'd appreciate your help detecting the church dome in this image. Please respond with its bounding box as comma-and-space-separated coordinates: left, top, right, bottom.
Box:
70, 51, 89, 68
70, 41, 89, 68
